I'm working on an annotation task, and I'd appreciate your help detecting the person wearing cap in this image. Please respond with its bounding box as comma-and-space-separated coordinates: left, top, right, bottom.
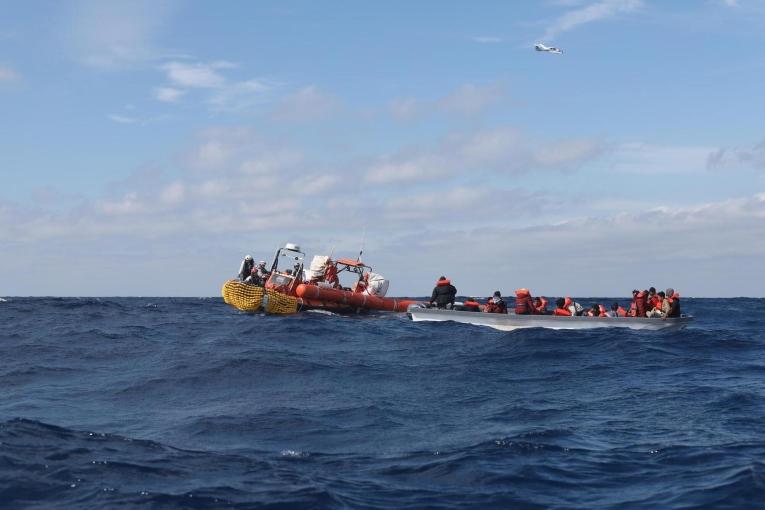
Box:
430, 276, 457, 309
238, 255, 255, 281
485, 291, 507, 314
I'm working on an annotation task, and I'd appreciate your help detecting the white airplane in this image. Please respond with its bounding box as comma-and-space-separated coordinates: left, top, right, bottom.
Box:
535, 43, 562, 54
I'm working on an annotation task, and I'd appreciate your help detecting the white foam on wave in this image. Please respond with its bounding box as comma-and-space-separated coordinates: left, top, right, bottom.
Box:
280, 449, 310, 458
0, 298, 8, 302
304, 309, 339, 316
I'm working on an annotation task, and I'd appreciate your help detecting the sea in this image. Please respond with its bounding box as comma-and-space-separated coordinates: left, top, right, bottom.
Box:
1, 296, 764, 509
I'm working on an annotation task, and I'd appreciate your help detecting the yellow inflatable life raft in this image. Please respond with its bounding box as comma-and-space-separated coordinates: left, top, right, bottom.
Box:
221, 279, 298, 315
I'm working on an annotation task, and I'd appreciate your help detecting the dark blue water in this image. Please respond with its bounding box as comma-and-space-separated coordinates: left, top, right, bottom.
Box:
1, 297, 764, 509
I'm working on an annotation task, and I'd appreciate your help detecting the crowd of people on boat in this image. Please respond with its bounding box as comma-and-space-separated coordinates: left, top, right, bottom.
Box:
429, 277, 681, 319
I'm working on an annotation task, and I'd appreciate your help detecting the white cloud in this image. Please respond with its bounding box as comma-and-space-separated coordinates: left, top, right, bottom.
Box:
439, 83, 505, 116
707, 140, 765, 171
364, 128, 603, 184
0, 65, 20, 82
161, 61, 227, 88
271, 85, 338, 122
209, 79, 270, 113
542, 0, 643, 41
2, 123, 765, 296
721, 0, 738, 6
608, 142, 712, 174
389, 97, 421, 121
389, 82, 507, 121
153, 86, 185, 102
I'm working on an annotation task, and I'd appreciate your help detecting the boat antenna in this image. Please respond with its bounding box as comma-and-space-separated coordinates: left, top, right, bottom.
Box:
358, 227, 366, 262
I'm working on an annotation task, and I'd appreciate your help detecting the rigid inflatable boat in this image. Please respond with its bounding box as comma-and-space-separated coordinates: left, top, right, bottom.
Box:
407, 304, 693, 331
222, 243, 420, 314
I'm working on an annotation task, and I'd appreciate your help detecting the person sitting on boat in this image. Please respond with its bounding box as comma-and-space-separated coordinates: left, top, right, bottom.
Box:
514, 288, 538, 315
566, 297, 585, 316
238, 255, 255, 281
553, 297, 572, 316
647, 291, 666, 318
647, 287, 659, 311
663, 288, 681, 318
255, 261, 270, 280
607, 302, 627, 317
484, 291, 507, 314
629, 290, 648, 317
585, 304, 602, 317
430, 276, 457, 309
533, 296, 550, 314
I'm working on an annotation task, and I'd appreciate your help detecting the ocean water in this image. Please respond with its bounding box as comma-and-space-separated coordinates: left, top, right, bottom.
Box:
1, 296, 764, 509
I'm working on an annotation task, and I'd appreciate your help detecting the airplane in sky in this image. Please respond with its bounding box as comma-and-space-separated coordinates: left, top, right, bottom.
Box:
535, 43, 562, 54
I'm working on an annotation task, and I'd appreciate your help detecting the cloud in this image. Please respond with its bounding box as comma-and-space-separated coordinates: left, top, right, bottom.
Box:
209, 79, 271, 113
2, 125, 764, 296
608, 142, 713, 174
707, 140, 765, 171
721, 0, 738, 6
67, 0, 177, 69
542, 0, 643, 41
270, 85, 338, 122
160, 61, 227, 88
153, 86, 185, 102
0, 65, 20, 83
439, 83, 506, 116
389, 82, 507, 121
153, 60, 270, 112
365, 128, 603, 184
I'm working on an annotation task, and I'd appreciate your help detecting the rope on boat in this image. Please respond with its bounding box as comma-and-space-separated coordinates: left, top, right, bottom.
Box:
221, 279, 298, 314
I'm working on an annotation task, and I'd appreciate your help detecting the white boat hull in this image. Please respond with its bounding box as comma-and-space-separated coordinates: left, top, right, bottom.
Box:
407, 306, 692, 332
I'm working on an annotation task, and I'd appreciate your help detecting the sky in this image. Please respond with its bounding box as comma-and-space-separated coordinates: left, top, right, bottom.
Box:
1, 0, 764, 297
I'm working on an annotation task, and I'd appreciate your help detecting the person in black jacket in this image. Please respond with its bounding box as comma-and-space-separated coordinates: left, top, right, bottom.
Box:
430, 276, 457, 309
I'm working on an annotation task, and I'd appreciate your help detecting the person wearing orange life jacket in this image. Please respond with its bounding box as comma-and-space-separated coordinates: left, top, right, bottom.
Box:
628, 290, 639, 316
646, 287, 659, 310
663, 288, 681, 318
484, 291, 508, 314
430, 276, 457, 309
533, 296, 550, 315
647, 291, 666, 318
514, 288, 537, 315
553, 297, 572, 316
607, 302, 627, 317
632, 290, 648, 317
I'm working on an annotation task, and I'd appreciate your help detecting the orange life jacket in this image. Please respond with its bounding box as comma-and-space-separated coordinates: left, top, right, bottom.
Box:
515, 289, 534, 315
616, 306, 627, 317
436, 279, 452, 287
598, 304, 608, 317
553, 308, 571, 316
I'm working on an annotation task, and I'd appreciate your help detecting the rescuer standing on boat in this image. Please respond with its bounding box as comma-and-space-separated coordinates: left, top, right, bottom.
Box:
430, 276, 457, 309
